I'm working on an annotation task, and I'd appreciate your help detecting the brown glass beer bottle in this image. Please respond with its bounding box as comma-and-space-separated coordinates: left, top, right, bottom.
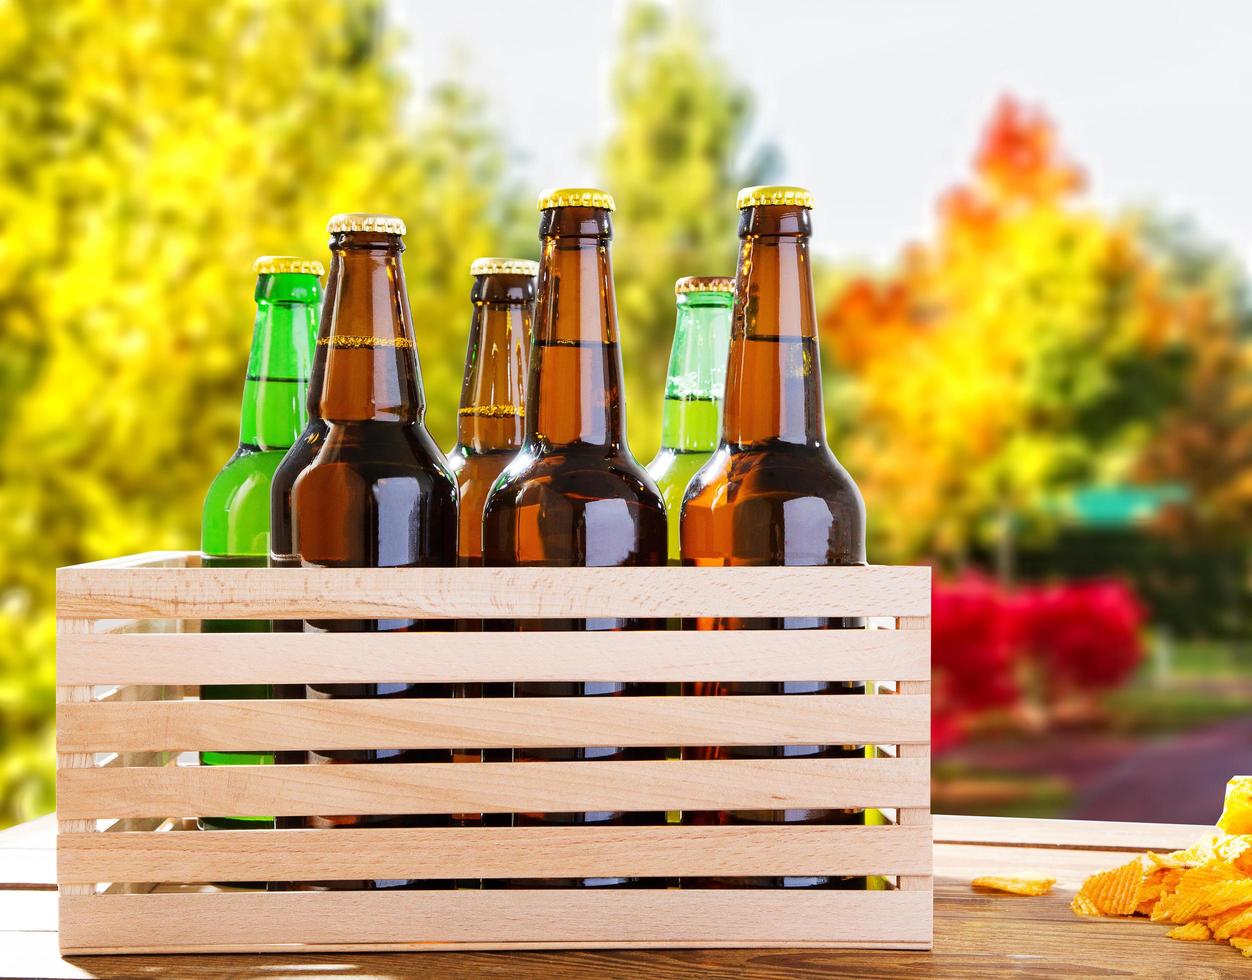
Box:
680, 186, 868, 890
291, 213, 459, 890
446, 257, 536, 835
447, 257, 536, 564
481, 188, 667, 889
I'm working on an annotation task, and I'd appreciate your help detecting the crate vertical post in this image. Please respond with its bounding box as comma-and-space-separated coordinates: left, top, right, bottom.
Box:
55, 618, 94, 900
895, 612, 932, 894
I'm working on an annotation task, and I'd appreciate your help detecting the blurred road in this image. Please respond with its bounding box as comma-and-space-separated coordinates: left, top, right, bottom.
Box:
1068, 717, 1252, 824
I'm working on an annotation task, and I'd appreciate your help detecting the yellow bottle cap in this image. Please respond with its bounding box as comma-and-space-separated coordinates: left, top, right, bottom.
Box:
536, 187, 616, 212
736, 185, 814, 210
675, 276, 734, 295
470, 257, 540, 277
326, 213, 407, 235
252, 256, 325, 277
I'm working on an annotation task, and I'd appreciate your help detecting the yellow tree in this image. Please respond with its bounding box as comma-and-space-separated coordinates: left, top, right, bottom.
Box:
603, 1, 772, 461
0, 0, 518, 827
823, 98, 1192, 569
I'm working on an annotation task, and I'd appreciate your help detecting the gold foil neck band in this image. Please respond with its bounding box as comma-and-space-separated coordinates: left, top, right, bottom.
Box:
317, 336, 414, 349
458, 404, 524, 418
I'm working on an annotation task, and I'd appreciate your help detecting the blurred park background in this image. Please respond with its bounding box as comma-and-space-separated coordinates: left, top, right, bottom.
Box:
3, 0, 1250, 829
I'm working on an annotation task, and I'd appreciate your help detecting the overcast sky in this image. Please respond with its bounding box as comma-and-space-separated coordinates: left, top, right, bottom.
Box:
392, 0, 1252, 265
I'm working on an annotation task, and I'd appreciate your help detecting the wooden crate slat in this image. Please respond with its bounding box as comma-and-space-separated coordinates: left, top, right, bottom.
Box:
57, 627, 930, 686
60, 551, 195, 571
59, 889, 933, 951
56, 563, 931, 620
58, 694, 932, 753
57, 823, 933, 883
56, 757, 930, 820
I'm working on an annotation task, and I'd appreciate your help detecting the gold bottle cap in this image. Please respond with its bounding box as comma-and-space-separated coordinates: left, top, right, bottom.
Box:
326, 213, 407, 235
536, 187, 616, 212
675, 275, 734, 295
252, 256, 325, 277
470, 257, 540, 277
736, 185, 814, 210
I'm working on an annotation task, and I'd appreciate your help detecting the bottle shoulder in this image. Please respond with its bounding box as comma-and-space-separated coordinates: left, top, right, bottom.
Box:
204, 446, 284, 499
202, 447, 284, 555
272, 420, 328, 493
487, 446, 664, 514
688, 442, 861, 499
294, 422, 457, 500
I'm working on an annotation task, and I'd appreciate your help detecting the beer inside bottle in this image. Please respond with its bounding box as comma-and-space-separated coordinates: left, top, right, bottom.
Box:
481, 188, 667, 888
447, 258, 536, 566
646, 277, 733, 562
199, 256, 322, 832
291, 213, 458, 890
680, 186, 868, 889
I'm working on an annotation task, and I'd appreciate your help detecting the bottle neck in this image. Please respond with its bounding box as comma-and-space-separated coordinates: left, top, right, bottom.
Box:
456, 273, 533, 453
722, 205, 827, 447
319, 234, 425, 423
527, 207, 627, 450
238, 272, 321, 451
303, 250, 341, 422
659, 293, 732, 453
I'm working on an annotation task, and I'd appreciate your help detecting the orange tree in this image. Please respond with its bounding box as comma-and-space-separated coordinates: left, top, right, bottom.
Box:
821, 97, 1243, 569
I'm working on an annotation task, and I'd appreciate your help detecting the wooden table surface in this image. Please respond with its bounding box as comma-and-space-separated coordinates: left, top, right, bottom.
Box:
2, 813, 1244, 979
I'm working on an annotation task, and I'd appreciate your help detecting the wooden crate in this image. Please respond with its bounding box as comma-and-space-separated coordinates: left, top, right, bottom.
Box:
55, 552, 932, 954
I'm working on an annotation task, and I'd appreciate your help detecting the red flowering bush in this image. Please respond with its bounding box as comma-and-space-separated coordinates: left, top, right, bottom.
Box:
1011, 581, 1146, 690
930, 575, 1147, 753
933, 575, 1020, 711
930, 575, 1019, 752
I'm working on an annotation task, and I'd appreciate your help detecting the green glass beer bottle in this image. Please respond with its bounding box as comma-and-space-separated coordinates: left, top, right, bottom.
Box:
646, 277, 733, 562
199, 255, 323, 832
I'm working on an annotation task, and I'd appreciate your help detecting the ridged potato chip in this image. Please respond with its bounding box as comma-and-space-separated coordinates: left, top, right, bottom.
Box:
1209, 903, 1252, 940
972, 873, 1056, 896
1071, 857, 1144, 917
1167, 921, 1211, 941
1070, 779, 1252, 959
1218, 777, 1252, 835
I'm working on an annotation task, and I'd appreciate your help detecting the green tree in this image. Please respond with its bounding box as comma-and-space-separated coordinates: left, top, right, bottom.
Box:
603, 1, 773, 462
0, 0, 518, 828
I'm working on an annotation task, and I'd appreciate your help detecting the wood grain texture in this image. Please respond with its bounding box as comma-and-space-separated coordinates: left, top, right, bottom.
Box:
12, 815, 1245, 977
55, 620, 95, 898
57, 824, 932, 884
56, 627, 931, 685
58, 889, 933, 952
894, 615, 933, 895
59, 551, 194, 571
933, 813, 1208, 852
56, 562, 931, 620
56, 757, 931, 820
57, 694, 932, 753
